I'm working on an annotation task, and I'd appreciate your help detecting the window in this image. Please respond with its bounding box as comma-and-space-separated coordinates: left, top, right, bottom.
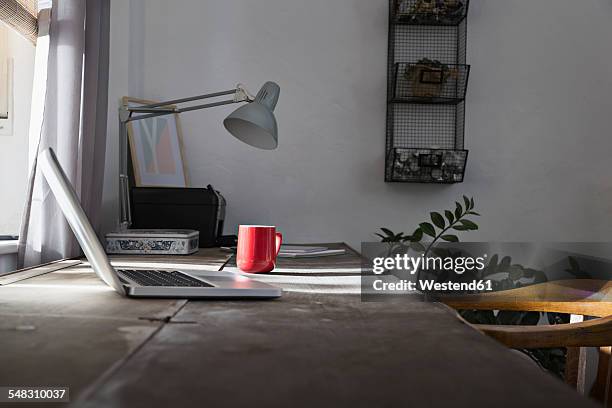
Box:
0, 1, 37, 237
0, 27, 9, 121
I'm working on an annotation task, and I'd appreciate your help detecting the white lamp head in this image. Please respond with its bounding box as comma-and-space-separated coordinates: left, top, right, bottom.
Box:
224, 82, 280, 150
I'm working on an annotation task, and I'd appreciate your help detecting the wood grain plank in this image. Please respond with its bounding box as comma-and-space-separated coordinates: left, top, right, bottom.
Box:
77, 293, 598, 408
0, 315, 161, 405
0, 265, 185, 321
0, 248, 231, 402
0, 244, 600, 407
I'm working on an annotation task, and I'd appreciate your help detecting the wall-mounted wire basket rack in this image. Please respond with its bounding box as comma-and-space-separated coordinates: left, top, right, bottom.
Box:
386, 0, 471, 183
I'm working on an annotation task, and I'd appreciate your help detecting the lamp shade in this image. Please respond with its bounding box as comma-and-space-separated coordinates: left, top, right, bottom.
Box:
224, 82, 280, 150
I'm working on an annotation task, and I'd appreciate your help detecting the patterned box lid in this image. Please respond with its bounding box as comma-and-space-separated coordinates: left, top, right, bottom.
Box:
105, 229, 199, 239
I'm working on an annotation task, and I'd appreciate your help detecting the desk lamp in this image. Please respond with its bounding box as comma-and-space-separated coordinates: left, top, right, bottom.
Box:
117, 81, 280, 230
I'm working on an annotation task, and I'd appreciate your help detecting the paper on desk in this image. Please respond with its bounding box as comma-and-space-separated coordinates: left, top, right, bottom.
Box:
222, 265, 362, 275
237, 272, 362, 294
278, 249, 346, 258
279, 245, 328, 253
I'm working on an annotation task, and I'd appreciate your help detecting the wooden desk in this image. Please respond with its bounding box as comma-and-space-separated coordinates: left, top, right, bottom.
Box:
0, 244, 598, 407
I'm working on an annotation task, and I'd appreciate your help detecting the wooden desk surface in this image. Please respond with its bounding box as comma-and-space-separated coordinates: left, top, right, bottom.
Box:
0, 244, 597, 408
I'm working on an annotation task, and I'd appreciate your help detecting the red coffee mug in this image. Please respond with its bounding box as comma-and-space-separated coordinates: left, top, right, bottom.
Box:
237, 225, 283, 273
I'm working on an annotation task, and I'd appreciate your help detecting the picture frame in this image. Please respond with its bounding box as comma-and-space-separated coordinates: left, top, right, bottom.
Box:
123, 96, 189, 187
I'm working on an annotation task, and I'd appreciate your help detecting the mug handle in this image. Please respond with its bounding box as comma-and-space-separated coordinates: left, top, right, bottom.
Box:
275, 232, 283, 257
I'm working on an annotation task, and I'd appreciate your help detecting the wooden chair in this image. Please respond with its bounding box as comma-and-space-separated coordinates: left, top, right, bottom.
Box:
437, 279, 612, 406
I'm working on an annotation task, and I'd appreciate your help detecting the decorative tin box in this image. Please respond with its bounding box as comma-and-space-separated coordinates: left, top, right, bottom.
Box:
105, 229, 199, 255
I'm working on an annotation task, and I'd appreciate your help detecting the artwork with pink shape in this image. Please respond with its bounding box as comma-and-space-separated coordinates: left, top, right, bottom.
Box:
126, 97, 188, 188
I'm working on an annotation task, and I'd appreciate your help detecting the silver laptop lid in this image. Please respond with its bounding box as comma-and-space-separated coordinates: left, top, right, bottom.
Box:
39, 148, 126, 295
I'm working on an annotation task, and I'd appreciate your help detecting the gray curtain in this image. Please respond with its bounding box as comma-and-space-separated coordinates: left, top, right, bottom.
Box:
18, 0, 110, 268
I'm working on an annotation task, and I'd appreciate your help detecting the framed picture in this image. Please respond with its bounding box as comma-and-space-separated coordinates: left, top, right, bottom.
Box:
123, 96, 189, 187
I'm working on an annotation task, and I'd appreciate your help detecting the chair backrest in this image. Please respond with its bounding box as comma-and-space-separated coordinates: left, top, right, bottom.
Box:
439, 279, 612, 317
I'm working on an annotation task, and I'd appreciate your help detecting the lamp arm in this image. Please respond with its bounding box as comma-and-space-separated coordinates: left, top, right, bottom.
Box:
120, 84, 255, 123
118, 114, 131, 230
128, 107, 177, 114
126, 84, 254, 113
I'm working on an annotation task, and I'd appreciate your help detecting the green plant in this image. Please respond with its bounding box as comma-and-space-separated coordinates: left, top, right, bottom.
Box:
376, 195, 480, 257
375, 196, 575, 379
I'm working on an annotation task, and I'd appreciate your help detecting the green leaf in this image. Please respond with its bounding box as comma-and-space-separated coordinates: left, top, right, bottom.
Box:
508, 265, 523, 281
453, 225, 469, 231
463, 195, 470, 211
411, 228, 423, 242
520, 311, 541, 326
430, 212, 445, 229
461, 309, 496, 325
470, 197, 474, 209
375, 233, 385, 240
568, 256, 579, 271
487, 254, 499, 268
410, 241, 426, 253
455, 202, 463, 219
380, 227, 395, 237
522, 268, 538, 278
533, 270, 548, 283
440, 234, 459, 242
410, 228, 423, 242
419, 222, 436, 238
459, 219, 478, 230
498, 256, 512, 271
497, 310, 524, 325
444, 210, 454, 224
565, 256, 591, 278
467, 211, 481, 216
548, 313, 570, 325
480, 255, 498, 277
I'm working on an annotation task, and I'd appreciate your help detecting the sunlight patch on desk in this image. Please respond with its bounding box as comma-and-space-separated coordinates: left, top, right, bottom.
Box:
232, 274, 362, 293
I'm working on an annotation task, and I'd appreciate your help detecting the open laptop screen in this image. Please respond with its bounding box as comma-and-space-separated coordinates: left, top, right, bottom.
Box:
39, 148, 125, 295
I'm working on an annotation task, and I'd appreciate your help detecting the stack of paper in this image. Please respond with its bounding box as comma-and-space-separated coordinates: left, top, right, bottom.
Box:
278, 245, 346, 258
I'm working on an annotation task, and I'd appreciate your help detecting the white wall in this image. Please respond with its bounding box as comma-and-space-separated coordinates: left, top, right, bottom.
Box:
103, 0, 612, 247
0, 28, 35, 235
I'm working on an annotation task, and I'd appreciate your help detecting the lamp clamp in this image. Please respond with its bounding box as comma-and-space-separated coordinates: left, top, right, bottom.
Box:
234, 84, 255, 103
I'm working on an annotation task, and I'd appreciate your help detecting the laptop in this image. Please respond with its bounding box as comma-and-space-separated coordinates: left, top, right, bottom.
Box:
39, 148, 281, 299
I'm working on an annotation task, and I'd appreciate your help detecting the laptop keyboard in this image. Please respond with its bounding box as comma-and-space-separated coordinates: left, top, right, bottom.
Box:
118, 270, 213, 287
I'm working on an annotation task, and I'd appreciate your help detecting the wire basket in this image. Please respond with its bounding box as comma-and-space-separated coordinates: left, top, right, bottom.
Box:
388, 102, 465, 150
386, 147, 468, 183
393, 61, 469, 104
394, 0, 469, 26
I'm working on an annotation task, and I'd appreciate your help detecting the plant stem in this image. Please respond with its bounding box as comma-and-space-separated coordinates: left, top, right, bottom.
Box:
418, 211, 466, 281
423, 217, 461, 258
